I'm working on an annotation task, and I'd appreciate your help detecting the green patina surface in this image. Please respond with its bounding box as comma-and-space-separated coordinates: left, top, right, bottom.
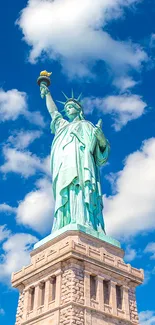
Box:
35, 79, 119, 249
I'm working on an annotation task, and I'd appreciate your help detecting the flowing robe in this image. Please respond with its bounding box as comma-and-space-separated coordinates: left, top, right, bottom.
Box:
50, 112, 110, 232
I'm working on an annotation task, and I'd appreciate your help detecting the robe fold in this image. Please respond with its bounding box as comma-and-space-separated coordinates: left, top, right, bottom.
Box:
50, 112, 110, 232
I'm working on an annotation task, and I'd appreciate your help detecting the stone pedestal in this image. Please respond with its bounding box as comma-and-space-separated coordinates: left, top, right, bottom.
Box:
12, 230, 143, 325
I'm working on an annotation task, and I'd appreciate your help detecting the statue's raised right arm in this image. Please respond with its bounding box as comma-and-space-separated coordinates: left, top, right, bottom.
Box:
40, 83, 58, 120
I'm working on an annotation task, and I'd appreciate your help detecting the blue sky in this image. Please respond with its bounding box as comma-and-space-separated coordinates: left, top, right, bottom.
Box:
0, 0, 155, 324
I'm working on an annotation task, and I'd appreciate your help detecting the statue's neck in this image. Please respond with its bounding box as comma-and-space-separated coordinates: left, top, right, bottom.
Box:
69, 115, 80, 122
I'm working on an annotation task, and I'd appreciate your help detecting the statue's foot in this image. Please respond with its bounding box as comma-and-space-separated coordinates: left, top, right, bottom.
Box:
84, 222, 94, 229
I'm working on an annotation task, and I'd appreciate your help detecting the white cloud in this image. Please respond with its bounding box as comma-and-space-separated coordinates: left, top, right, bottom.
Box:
7, 130, 42, 149
0, 231, 37, 283
124, 245, 136, 262
0, 308, 5, 316
0, 225, 11, 242
0, 203, 16, 214
0, 88, 27, 121
113, 76, 138, 91
0, 147, 50, 178
143, 270, 153, 286
139, 310, 155, 325
16, 177, 54, 234
42, 155, 50, 175
17, 0, 147, 78
144, 242, 155, 259
84, 93, 147, 130
0, 88, 45, 127
150, 34, 155, 48
104, 138, 155, 239
25, 110, 45, 127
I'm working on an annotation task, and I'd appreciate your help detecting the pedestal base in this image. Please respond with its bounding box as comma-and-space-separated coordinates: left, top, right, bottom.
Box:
12, 230, 143, 325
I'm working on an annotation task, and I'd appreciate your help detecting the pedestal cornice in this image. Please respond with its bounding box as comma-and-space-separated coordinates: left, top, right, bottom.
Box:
12, 230, 143, 289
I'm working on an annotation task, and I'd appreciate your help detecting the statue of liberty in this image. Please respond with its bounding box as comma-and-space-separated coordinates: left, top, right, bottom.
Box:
38, 71, 110, 234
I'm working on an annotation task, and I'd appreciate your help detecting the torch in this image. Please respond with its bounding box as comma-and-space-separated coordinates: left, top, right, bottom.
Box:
37, 70, 52, 98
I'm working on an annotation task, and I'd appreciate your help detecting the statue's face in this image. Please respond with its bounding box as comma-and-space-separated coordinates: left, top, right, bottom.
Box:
65, 103, 79, 120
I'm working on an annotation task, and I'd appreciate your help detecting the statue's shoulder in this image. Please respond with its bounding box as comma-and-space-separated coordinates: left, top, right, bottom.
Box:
80, 119, 95, 129
51, 111, 68, 134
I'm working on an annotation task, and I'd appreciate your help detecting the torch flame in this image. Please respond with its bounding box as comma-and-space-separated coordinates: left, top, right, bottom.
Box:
40, 70, 52, 77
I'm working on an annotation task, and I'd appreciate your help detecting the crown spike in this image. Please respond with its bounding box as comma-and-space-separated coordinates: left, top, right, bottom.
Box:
77, 92, 82, 101
56, 100, 66, 105
71, 89, 74, 99
61, 91, 69, 100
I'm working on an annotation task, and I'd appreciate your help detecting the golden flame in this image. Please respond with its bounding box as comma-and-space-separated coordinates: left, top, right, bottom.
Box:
40, 70, 52, 77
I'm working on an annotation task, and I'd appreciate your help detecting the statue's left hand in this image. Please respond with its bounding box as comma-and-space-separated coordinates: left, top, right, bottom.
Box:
93, 126, 106, 149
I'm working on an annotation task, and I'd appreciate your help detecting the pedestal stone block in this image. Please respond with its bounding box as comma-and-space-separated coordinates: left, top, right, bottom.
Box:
12, 230, 143, 325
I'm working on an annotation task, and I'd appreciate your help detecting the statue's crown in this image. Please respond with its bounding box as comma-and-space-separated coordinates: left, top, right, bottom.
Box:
57, 90, 82, 109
